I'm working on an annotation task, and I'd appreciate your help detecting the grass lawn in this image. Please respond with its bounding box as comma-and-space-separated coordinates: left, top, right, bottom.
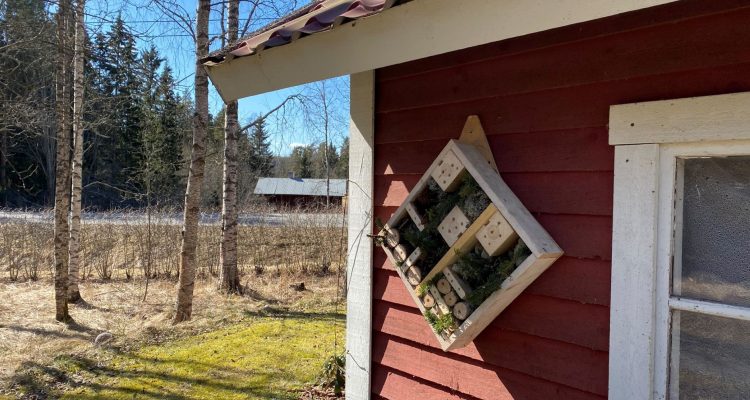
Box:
1, 279, 345, 399
50, 311, 343, 400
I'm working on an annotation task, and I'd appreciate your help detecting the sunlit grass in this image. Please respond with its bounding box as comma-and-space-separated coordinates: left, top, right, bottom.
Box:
59, 312, 344, 400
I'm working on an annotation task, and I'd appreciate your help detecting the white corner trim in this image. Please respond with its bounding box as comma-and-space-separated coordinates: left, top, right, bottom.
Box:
207, 0, 676, 101
610, 91, 750, 145
609, 144, 660, 400
345, 71, 375, 400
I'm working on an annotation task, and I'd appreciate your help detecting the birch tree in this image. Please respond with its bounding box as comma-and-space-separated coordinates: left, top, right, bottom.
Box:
218, 0, 241, 293
174, 0, 210, 323
68, 0, 85, 303
53, 0, 73, 322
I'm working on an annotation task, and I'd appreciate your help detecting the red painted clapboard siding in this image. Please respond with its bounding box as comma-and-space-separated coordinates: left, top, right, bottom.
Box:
375, 62, 750, 145
374, 172, 614, 216
377, 0, 750, 82
374, 271, 609, 350
373, 366, 475, 400
376, 6, 750, 113
373, 333, 606, 399
374, 128, 613, 175
371, 3, 750, 398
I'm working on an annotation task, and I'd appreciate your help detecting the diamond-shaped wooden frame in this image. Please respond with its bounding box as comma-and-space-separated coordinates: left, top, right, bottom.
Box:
379, 116, 563, 351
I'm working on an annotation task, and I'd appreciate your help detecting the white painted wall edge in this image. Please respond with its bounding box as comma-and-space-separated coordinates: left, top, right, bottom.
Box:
610, 91, 750, 145
207, 0, 676, 101
345, 71, 375, 400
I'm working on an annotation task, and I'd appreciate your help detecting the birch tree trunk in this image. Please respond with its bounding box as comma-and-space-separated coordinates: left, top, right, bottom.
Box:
53, 0, 73, 322
0, 128, 7, 198
174, 0, 210, 323
219, 0, 241, 294
68, 0, 86, 304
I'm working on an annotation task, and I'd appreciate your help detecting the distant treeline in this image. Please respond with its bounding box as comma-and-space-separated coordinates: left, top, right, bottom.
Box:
0, 0, 348, 210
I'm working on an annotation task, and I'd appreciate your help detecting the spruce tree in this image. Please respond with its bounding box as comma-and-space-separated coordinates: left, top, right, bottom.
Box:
291, 145, 313, 179
248, 118, 274, 178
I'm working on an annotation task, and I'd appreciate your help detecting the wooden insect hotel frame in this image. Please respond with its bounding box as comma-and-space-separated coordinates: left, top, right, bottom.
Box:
378, 116, 563, 351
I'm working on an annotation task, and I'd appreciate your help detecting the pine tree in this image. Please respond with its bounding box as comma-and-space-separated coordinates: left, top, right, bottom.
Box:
247, 118, 274, 177
153, 66, 185, 202
86, 17, 144, 206
312, 142, 338, 179
335, 137, 349, 178
0, 0, 56, 206
291, 145, 313, 178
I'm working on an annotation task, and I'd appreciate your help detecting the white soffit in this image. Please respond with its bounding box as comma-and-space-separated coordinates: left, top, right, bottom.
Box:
207, 0, 677, 101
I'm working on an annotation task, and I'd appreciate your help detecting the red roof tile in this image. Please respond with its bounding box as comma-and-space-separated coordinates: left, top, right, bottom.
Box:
203, 0, 403, 65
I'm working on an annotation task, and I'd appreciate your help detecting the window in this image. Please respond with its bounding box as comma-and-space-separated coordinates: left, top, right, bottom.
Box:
609, 92, 750, 400
658, 148, 750, 400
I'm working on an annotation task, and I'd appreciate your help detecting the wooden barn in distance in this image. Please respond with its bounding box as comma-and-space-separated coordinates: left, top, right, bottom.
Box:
204, 1, 750, 399
253, 177, 347, 208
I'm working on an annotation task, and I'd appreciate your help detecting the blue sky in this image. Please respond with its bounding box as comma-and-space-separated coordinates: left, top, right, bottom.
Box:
84, 0, 350, 156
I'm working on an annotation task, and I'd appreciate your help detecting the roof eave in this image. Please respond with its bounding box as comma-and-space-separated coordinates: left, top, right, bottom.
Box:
206, 0, 678, 102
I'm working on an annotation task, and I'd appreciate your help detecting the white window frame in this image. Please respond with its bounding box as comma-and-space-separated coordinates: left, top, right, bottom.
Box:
608, 91, 750, 400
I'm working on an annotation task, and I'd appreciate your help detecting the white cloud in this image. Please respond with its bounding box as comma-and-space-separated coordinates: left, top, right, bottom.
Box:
288, 142, 307, 150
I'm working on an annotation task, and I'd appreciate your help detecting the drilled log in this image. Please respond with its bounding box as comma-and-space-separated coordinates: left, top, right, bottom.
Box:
406, 266, 422, 286
422, 292, 435, 308
393, 244, 409, 264
453, 301, 471, 320
443, 290, 458, 307
436, 277, 452, 294
385, 227, 400, 248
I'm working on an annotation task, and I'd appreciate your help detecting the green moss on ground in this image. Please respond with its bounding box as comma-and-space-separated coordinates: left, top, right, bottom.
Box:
56, 312, 344, 400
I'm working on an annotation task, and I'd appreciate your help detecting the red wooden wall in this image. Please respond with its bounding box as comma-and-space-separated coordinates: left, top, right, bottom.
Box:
369, 1, 750, 398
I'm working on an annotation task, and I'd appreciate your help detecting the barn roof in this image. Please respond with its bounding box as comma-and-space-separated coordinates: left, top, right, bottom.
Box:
254, 177, 347, 197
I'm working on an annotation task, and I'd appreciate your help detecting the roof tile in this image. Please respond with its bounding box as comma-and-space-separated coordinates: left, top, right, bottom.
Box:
204, 0, 402, 65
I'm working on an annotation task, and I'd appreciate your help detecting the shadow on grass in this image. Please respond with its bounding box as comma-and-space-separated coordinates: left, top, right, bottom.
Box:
243, 306, 345, 322
10, 353, 298, 400
70, 299, 112, 312
0, 320, 98, 341
242, 287, 280, 304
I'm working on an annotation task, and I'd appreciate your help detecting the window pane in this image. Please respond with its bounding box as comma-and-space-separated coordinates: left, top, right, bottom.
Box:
676, 156, 750, 307
671, 311, 750, 400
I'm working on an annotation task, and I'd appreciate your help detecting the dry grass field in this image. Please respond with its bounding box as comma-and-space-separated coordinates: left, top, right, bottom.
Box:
0, 208, 347, 399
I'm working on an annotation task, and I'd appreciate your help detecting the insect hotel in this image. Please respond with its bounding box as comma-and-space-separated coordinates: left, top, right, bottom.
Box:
205, 1, 750, 399
377, 117, 562, 350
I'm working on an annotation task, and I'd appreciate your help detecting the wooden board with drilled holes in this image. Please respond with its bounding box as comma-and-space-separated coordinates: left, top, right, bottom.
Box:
378, 116, 563, 351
